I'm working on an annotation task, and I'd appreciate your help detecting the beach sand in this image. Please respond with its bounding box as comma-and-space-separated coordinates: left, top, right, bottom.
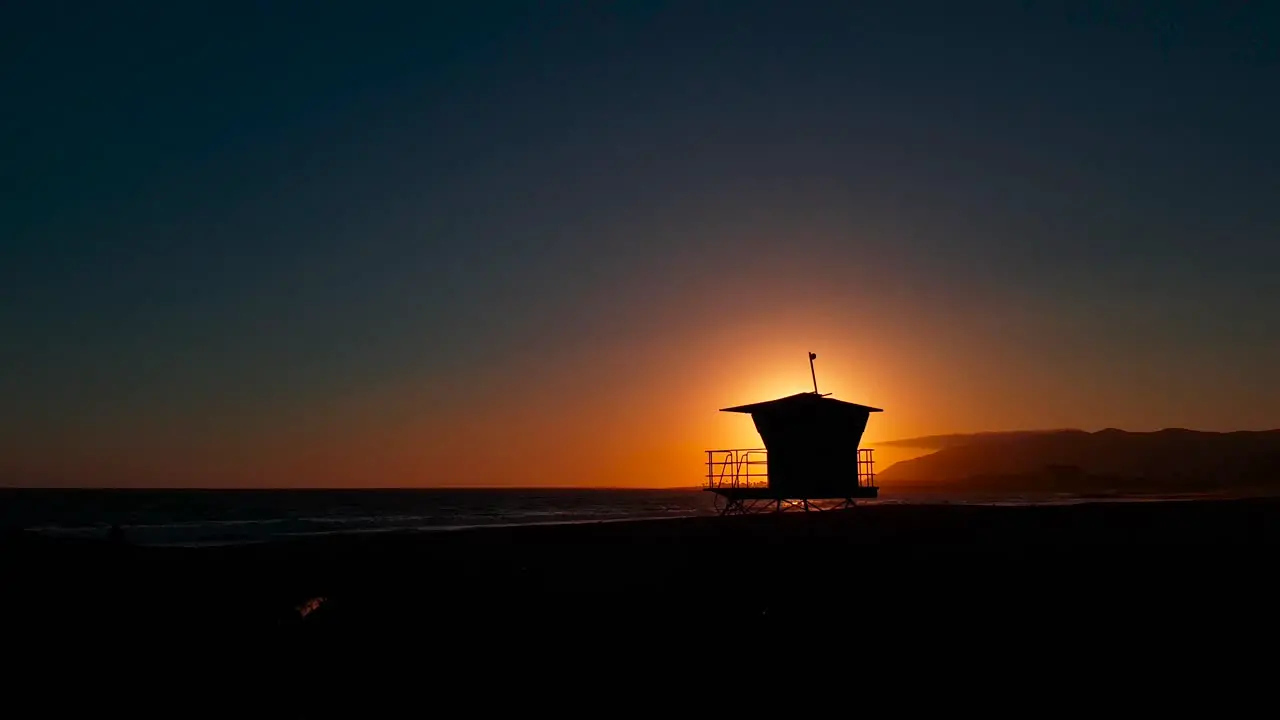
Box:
6, 497, 1280, 652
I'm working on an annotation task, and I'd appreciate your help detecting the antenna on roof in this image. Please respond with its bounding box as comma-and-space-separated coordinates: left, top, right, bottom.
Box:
808, 352, 819, 395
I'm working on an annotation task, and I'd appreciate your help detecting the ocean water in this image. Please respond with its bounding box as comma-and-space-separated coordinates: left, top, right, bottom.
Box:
1, 487, 1230, 547
2, 488, 721, 546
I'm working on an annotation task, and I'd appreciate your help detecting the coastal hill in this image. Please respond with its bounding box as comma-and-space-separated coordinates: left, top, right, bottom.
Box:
875, 428, 1280, 494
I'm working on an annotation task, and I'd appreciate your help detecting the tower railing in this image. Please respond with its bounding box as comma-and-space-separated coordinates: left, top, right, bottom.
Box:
703, 448, 877, 489
857, 448, 876, 488
704, 448, 769, 489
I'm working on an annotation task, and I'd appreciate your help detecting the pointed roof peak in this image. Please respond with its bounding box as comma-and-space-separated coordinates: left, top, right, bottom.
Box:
719, 392, 884, 414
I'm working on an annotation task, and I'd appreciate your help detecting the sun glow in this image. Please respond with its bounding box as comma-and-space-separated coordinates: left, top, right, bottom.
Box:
698, 345, 896, 463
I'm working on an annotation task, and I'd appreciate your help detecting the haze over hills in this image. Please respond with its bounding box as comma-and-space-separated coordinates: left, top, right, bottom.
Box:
876, 429, 1280, 494
875, 430, 1082, 451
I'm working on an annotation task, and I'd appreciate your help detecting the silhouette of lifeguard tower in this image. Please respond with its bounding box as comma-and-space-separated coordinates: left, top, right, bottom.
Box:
704, 353, 881, 515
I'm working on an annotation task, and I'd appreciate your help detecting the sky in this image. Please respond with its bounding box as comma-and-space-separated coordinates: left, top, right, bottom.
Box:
3, 1, 1278, 488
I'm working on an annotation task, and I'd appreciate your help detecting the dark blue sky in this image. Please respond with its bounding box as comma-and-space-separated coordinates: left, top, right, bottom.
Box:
3, 1, 1278, 486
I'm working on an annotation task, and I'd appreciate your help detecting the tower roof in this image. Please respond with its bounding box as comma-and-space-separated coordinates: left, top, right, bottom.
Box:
719, 392, 884, 415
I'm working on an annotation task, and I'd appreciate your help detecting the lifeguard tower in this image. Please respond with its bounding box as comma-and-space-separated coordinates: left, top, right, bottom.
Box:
704, 353, 881, 515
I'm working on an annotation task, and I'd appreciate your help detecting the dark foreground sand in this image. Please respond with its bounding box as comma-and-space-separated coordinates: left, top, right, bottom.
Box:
5, 498, 1280, 654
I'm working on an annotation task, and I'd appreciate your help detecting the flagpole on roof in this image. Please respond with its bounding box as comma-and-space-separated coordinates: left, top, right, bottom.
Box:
808, 352, 819, 395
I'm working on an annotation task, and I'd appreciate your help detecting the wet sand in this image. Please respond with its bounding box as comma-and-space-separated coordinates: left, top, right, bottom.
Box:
6, 497, 1280, 650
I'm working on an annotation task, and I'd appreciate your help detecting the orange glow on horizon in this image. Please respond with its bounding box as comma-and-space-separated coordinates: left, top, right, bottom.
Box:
13, 294, 1229, 490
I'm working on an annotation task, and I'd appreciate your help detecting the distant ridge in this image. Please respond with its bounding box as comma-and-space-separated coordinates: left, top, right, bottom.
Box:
876, 428, 1280, 494
875, 429, 1082, 451
878, 427, 1280, 450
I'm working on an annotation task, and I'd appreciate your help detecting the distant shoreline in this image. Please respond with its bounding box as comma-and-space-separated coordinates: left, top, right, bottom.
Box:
8, 487, 1263, 548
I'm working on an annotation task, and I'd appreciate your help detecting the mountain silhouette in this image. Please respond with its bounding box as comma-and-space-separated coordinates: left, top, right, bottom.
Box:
875, 429, 1080, 451
876, 429, 1280, 494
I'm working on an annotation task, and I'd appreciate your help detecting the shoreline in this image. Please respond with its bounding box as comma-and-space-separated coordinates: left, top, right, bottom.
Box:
11, 488, 1260, 548
7, 496, 1280, 645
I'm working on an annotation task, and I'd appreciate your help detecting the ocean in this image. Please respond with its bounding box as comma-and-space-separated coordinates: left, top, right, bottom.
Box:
3, 488, 721, 546
1, 487, 1224, 547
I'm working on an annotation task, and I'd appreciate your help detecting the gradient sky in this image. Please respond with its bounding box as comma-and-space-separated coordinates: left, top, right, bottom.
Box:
3, 1, 1278, 487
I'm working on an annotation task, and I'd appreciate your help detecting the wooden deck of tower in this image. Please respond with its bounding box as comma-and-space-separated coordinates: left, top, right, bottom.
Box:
704, 353, 882, 515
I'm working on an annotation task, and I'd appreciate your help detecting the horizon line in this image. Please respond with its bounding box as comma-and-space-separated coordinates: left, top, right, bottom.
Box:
0, 484, 709, 492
